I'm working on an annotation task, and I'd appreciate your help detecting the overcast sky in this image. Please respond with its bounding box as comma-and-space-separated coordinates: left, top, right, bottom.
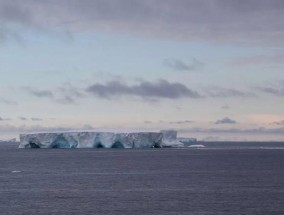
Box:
0, 0, 284, 141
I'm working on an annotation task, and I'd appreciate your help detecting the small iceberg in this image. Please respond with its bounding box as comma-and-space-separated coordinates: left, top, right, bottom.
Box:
11, 170, 22, 173
188, 144, 205, 148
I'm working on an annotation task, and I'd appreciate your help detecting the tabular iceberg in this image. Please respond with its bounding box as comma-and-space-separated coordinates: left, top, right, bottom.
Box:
19, 129, 187, 149
18, 131, 174, 149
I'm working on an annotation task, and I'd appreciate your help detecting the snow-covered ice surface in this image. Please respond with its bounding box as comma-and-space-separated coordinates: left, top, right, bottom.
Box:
19, 131, 167, 149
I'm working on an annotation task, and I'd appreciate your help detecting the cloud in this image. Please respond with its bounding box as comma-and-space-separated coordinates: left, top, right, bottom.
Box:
86, 79, 201, 99
56, 83, 83, 98
144, 119, 193, 124
206, 87, 256, 98
215, 117, 237, 125
0, 117, 11, 121
24, 84, 81, 104
221, 105, 230, 110
31, 117, 43, 121
0, 1, 34, 44
18, 117, 43, 121
231, 53, 284, 67
272, 120, 284, 126
144, 121, 152, 124
0, 26, 23, 45
201, 136, 223, 141
259, 87, 284, 96
55, 96, 75, 105
1, 98, 18, 105
0, 123, 95, 133
18, 116, 27, 121
257, 80, 284, 96
54, 83, 84, 104
179, 126, 284, 135
0, 0, 284, 45
164, 58, 204, 71
0, 1, 33, 24
19, 116, 56, 121
169, 120, 193, 124
27, 89, 54, 98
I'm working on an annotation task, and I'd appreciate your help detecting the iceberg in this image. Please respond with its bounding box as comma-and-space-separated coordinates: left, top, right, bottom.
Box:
77, 132, 115, 148
19, 132, 79, 148
188, 144, 205, 148
19, 130, 191, 149
177, 137, 197, 147
161, 130, 184, 147
19, 131, 165, 149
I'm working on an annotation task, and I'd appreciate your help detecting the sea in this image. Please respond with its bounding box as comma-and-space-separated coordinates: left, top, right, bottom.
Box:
1, 141, 284, 215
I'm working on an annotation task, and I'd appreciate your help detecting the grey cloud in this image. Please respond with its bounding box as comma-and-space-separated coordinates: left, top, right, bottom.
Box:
1, 0, 284, 45
169, 120, 193, 124
147, 119, 193, 124
259, 87, 284, 96
24, 85, 81, 104
257, 81, 284, 96
206, 87, 256, 98
164, 58, 204, 72
215, 117, 237, 125
54, 83, 83, 104
31, 117, 43, 121
0, 1, 34, 44
0, 117, 10, 121
86, 79, 201, 99
179, 126, 284, 135
272, 120, 284, 126
144, 121, 152, 124
19, 117, 44, 121
1, 98, 18, 105
221, 105, 230, 110
56, 83, 83, 98
0, 26, 23, 44
201, 136, 223, 141
231, 53, 284, 67
0, 123, 94, 133
30, 89, 54, 98
18, 116, 27, 121
0, 1, 33, 24
56, 96, 75, 105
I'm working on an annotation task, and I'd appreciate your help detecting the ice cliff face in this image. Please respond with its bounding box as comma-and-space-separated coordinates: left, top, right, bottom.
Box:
19, 132, 79, 148
161, 130, 184, 147
19, 131, 166, 149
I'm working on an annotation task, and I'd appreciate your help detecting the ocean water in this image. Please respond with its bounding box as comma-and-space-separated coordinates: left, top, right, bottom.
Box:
1, 142, 284, 215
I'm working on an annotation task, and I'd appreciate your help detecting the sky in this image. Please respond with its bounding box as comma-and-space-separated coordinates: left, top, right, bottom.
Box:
0, 0, 284, 141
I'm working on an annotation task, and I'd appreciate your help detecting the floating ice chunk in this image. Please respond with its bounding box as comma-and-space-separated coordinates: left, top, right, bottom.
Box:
178, 137, 197, 144
11, 170, 21, 173
188, 144, 205, 148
